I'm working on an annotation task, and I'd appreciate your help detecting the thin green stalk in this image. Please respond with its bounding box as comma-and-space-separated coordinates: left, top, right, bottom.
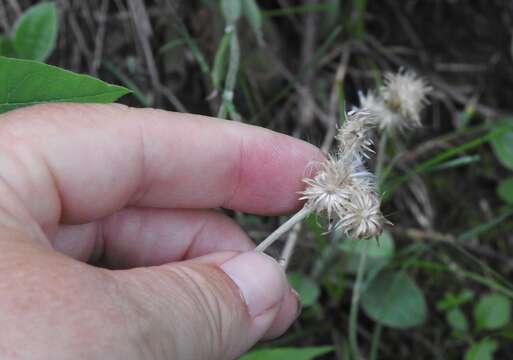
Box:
370, 323, 382, 360
349, 241, 369, 360
262, 3, 331, 17
218, 30, 240, 119
250, 26, 342, 122
382, 125, 507, 199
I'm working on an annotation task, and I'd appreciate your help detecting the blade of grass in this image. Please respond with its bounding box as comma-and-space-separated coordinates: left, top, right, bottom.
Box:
382, 125, 508, 199
262, 3, 332, 17
251, 26, 342, 122
102, 60, 150, 106
457, 207, 513, 241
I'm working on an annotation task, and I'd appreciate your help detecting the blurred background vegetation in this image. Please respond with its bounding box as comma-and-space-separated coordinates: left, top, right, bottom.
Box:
1, 0, 513, 359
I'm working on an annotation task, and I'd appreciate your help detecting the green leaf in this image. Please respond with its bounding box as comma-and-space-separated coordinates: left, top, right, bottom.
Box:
436, 289, 475, 311
0, 57, 130, 114
0, 35, 15, 57
211, 32, 232, 89
288, 272, 320, 307
447, 307, 469, 332
240, 346, 334, 360
497, 177, 513, 205
490, 118, 513, 170
474, 293, 511, 331
220, 0, 242, 25
242, 0, 264, 45
13, 2, 58, 61
361, 271, 427, 329
464, 338, 498, 360
340, 230, 395, 274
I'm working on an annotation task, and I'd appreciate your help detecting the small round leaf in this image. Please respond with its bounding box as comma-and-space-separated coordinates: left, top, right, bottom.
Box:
497, 177, 513, 204
474, 293, 511, 331
447, 307, 469, 332
361, 271, 427, 329
288, 272, 320, 307
464, 338, 498, 360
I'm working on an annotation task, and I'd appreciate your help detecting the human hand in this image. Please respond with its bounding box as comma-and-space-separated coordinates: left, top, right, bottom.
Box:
0, 104, 323, 360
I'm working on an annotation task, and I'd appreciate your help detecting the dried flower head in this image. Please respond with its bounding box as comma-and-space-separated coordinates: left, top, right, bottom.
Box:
381, 70, 431, 125
359, 91, 403, 131
301, 157, 354, 221
298, 109, 385, 239
360, 70, 432, 131
335, 110, 376, 159
335, 188, 384, 239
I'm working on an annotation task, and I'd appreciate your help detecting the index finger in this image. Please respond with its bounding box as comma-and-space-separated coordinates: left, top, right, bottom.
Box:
0, 104, 323, 227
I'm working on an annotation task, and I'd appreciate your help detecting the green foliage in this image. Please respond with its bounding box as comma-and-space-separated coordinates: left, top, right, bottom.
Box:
490, 118, 513, 170
464, 338, 499, 360
437, 289, 475, 311
339, 230, 395, 274
474, 293, 512, 331
446, 307, 469, 332
288, 272, 320, 307
242, 0, 264, 45
497, 177, 513, 204
240, 346, 333, 360
0, 57, 130, 114
11, 2, 58, 61
0, 35, 15, 57
220, 0, 242, 25
361, 271, 427, 328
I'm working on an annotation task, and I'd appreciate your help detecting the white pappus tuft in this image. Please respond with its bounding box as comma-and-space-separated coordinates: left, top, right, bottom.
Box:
360, 70, 432, 131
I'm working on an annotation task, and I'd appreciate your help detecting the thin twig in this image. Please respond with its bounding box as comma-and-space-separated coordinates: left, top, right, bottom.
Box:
349, 241, 369, 360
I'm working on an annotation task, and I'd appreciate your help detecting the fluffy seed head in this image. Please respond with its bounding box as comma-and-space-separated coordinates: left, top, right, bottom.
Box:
380, 70, 432, 128
359, 91, 403, 131
360, 70, 432, 131
336, 110, 376, 159
300, 157, 353, 221
335, 188, 384, 239
299, 109, 386, 239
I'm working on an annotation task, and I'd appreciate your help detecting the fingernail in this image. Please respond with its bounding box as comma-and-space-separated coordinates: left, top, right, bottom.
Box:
291, 288, 303, 320
221, 252, 288, 317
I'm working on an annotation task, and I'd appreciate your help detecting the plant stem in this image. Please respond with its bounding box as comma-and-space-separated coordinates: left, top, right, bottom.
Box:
370, 323, 383, 360
349, 240, 369, 360
256, 206, 312, 252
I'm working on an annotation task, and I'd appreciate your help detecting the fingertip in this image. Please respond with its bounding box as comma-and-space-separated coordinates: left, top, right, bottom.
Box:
262, 287, 301, 340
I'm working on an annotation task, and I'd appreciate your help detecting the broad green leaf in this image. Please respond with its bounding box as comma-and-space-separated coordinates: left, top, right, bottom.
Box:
13, 2, 58, 61
474, 293, 511, 331
464, 338, 498, 360
446, 307, 469, 332
0, 57, 130, 114
340, 230, 395, 274
242, 0, 264, 45
0, 35, 15, 57
361, 271, 427, 329
240, 346, 334, 360
490, 118, 513, 170
497, 177, 513, 204
288, 272, 320, 307
221, 0, 241, 25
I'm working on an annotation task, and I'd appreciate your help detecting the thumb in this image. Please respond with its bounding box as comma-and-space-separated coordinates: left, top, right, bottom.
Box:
115, 251, 297, 360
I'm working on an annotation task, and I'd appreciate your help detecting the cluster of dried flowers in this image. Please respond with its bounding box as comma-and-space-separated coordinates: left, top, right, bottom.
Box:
256, 70, 431, 253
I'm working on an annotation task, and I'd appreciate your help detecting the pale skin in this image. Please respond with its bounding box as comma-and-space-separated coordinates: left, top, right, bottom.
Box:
0, 104, 324, 360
